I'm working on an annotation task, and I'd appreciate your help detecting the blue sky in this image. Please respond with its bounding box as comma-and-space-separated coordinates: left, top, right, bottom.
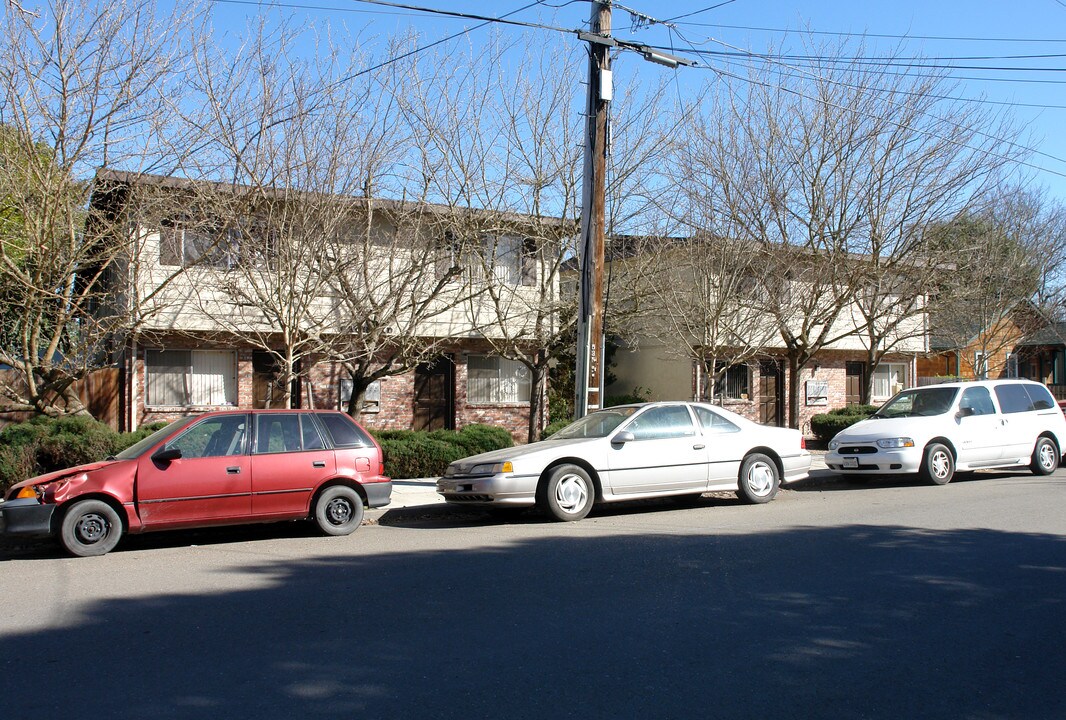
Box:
204, 0, 1066, 200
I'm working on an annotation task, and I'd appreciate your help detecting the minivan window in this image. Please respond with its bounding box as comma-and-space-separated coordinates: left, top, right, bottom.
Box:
875, 387, 958, 418
1023, 383, 1056, 411
959, 386, 995, 416
995, 384, 1036, 414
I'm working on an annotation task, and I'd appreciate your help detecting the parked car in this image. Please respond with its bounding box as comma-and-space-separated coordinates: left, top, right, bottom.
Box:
0, 410, 391, 556
824, 379, 1066, 485
436, 402, 811, 521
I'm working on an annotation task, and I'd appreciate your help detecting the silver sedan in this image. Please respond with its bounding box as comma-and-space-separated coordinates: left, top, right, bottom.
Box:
437, 402, 811, 521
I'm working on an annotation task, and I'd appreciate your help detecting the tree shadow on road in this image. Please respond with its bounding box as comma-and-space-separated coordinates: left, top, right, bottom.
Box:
2, 524, 1064, 720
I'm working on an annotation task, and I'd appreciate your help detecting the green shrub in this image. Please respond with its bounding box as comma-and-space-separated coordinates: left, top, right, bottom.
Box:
0, 415, 125, 494
605, 386, 651, 408
378, 436, 467, 479
541, 418, 571, 440
458, 424, 513, 453
810, 404, 878, 442
372, 424, 515, 479
0, 443, 37, 494
114, 422, 169, 453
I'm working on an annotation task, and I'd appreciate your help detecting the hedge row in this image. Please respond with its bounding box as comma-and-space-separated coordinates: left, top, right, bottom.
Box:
371, 424, 514, 479
809, 404, 879, 442
0, 416, 168, 495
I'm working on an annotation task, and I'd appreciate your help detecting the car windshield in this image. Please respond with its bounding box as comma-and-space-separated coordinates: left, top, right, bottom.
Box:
873, 387, 959, 418
113, 417, 198, 460
551, 407, 640, 439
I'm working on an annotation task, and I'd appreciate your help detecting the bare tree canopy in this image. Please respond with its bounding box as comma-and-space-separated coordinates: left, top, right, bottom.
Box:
0, 0, 206, 416
665, 37, 1023, 424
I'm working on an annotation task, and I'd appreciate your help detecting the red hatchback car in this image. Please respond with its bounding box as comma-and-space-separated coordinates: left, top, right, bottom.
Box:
0, 410, 391, 556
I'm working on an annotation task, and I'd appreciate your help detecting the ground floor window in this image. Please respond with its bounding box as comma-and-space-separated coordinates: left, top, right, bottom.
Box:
872, 363, 907, 402
145, 349, 237, 407
713, 362, 750, 401
467, 355, 530, 404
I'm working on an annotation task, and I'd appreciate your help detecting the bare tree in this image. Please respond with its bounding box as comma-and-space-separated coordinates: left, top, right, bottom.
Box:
0, 0, 205, 416
675, 37, 1023, 425
924, 198, 1052, 378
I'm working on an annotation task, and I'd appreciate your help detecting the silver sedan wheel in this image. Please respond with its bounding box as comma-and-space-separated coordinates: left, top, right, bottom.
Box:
737, 452, 780, 504
745, 461, 775, 497
541, 464, 595, 521
555, 473, 590, 513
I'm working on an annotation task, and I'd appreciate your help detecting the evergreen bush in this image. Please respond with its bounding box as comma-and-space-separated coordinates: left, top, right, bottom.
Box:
810, 404, 879, 442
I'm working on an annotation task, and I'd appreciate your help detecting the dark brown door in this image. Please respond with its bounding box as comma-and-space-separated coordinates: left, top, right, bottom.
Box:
758, 360, 783, 426
253, 351, 295, 409
846, 362, 865, 405
413, 356, 455, 431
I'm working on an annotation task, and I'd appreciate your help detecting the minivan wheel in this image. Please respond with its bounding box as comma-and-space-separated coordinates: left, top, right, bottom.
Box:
539, 464, 594, 522
920, 443, 954, 485
313, 485, 364, 536
1031, 437, 1058, 476
60, 500, 123, 557
737, 453, 780, 503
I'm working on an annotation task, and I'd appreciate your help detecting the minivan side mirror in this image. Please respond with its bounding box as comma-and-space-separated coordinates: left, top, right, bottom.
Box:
152, 446, 182, 463
612, 431, 635, 445
956, 407, 975, 419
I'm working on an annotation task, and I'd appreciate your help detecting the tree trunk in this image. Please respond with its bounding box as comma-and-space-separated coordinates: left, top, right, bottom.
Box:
786, 352, 802, 430
526, 363, 547, 443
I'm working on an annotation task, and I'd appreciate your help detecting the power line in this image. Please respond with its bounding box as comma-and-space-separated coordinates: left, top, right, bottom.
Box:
349, 0, 574, 34
668, 26, 1066, 177
668, 20, 1066, 45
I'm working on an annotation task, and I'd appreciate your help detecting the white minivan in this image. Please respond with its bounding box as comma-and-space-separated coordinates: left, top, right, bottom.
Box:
824, 379, 1066, 484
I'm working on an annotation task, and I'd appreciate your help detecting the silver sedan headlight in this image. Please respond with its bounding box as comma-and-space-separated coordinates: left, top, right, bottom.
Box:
876, 437, 915, 449
468, 461, 514, 476
828, 440, 841, 451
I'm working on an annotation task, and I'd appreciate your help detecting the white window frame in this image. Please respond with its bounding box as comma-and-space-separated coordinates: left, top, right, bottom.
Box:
871, 363, 907, 403
145, 349, 238, 408
975, 351, 989, 380
1005, 352, 1019, 379
467, 355, 531, 404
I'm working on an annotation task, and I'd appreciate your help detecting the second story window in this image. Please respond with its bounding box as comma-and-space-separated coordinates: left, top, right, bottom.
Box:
159, 222, 236, 269
435, 233, 536, 286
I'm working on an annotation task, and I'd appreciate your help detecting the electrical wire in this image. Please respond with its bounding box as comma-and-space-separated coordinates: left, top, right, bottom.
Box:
669, 25, 1066, 178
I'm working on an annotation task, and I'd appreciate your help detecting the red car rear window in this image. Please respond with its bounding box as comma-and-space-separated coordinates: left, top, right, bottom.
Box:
319, 413, 374, 448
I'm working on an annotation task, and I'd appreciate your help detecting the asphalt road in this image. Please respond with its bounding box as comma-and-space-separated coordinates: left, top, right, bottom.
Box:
2, 469, 1065, 720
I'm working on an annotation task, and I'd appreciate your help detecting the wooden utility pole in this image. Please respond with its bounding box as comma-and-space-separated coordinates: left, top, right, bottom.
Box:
575, 0, 611, 418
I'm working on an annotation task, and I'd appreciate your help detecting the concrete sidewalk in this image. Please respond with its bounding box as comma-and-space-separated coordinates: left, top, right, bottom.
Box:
366, 450, 828, 522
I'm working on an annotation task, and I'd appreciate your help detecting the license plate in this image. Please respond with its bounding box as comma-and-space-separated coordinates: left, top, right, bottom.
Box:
843, 457, 858, 469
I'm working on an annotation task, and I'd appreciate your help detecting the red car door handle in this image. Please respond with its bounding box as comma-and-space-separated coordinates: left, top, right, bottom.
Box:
226, 466, 242, 474
312, 461, 326, 468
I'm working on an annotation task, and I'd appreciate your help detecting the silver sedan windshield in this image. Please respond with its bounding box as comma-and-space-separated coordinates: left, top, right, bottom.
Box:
552, 407, 640, 439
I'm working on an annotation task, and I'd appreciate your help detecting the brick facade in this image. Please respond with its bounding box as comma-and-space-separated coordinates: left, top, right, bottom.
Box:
127, 338, 537, 444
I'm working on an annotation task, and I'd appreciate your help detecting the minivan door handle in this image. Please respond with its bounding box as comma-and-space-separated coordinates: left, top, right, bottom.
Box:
693, 443, 706, 450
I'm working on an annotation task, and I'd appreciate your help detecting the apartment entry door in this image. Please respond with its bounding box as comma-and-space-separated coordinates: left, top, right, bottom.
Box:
846, 362, 865, 406
759, 360, 784, 426
413, 356, 455, 431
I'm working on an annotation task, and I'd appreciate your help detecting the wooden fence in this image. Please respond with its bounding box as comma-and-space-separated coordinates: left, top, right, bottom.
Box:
0, 368, 123, 430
